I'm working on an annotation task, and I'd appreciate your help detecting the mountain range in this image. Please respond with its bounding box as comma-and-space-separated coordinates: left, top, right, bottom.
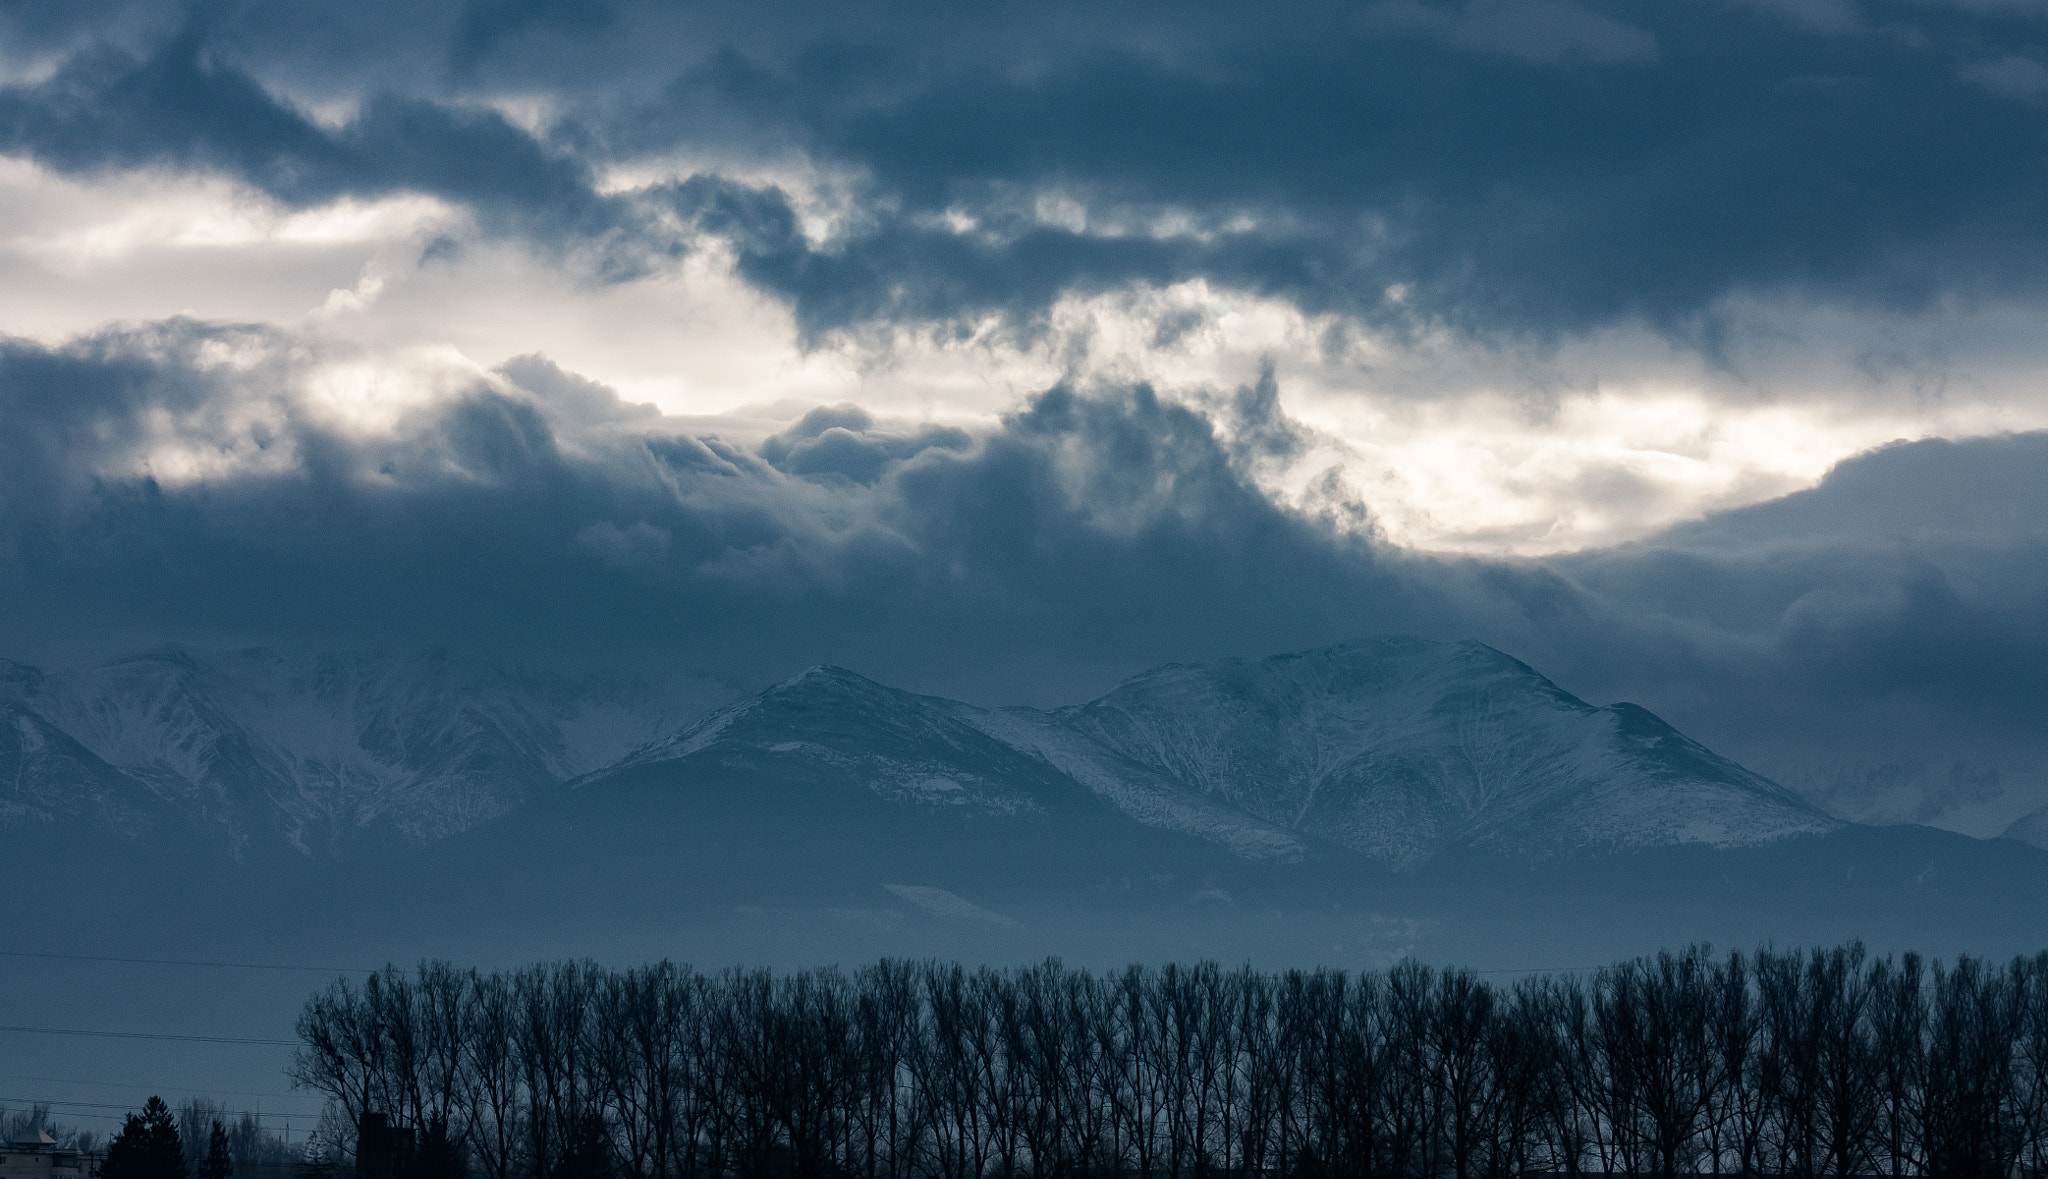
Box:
613, 639, 1842, 869
6, 637, 2047, 969
4, 638, 1842, 866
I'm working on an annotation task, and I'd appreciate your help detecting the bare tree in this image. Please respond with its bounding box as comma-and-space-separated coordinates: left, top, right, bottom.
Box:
289, 944, 2048, 1179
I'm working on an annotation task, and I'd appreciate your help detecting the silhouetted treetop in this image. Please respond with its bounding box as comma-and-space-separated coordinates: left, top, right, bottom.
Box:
292, 946, 2048, 1179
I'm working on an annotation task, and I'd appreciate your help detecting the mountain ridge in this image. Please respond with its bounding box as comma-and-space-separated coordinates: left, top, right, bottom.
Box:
0, 646, 687, 854
579, 637, 1837, 869
0, 637, 1844, 869
13, 637, 2048, 979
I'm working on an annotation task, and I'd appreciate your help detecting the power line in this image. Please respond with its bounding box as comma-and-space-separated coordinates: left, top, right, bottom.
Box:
0, 948, 1617, 980
0, 1025, 296, 1047
0, 1108, 319, 1146
0, 1074, 307, 1102
0, 950, 377, 975
0, 1107, 132, 1124
0, 1097, 314, 1123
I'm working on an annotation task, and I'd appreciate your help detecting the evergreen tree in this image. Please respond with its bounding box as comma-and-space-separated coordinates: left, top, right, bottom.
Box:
197, 1122, 234, 1179
102, 1098, 188, 1179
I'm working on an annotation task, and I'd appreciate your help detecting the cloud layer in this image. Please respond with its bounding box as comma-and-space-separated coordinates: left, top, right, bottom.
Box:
2, 1, 2048, 830
10, 0, 2048, 333
4, 2, 2048, 549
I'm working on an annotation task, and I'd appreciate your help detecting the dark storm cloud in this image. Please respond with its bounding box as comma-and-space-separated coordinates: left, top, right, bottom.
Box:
0, 20, 644, 256
9, 1, 2048, 335
704, 0, 2048, 333
450, 0, 616, 75
1546, 434, 2048, 749
0, 322, 1450, 701
1466, 431, 2048, 830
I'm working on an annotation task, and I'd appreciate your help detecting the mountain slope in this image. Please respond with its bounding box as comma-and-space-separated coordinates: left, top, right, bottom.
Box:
2005, 803, 2048, 851
1044, 639, 1836, 866
595, 639, 1837, 870
0, 647, 686, 853
0, 663, 174, 837
407, 665, 1278, 936
610, 666, 1071, 818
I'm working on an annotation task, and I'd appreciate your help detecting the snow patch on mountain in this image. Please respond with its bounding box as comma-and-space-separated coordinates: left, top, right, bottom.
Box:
608, 666, 1053, 817
605, 640, 1839, 868
1051, 640, 1837, 866
967, 707, 1312, 862
2, 638, 1848, 868
0, 647, 692, 852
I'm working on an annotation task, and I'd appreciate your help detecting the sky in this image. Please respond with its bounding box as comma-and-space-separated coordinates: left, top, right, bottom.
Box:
1, 0, 2047, 832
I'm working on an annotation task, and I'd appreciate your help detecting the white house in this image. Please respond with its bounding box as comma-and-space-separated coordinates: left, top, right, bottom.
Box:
0, 1131, 99, 1179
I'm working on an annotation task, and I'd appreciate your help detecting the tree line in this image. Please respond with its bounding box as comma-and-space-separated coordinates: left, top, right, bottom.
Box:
95, 1096, 280, 1179
2, 1098, 299, 1178
290, 945, 2048, 1179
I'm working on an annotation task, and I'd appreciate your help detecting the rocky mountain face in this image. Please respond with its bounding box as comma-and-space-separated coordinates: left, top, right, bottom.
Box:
611, 664, 1316, 863
0, 648, 683, 854
0, 661, 172, 838
612, 666, 1064, 820
1031, 640, 1838, 865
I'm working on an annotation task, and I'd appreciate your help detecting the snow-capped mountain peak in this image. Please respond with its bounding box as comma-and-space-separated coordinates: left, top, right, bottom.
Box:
602, 638, 1839, 868
0, 638, 1841, 868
